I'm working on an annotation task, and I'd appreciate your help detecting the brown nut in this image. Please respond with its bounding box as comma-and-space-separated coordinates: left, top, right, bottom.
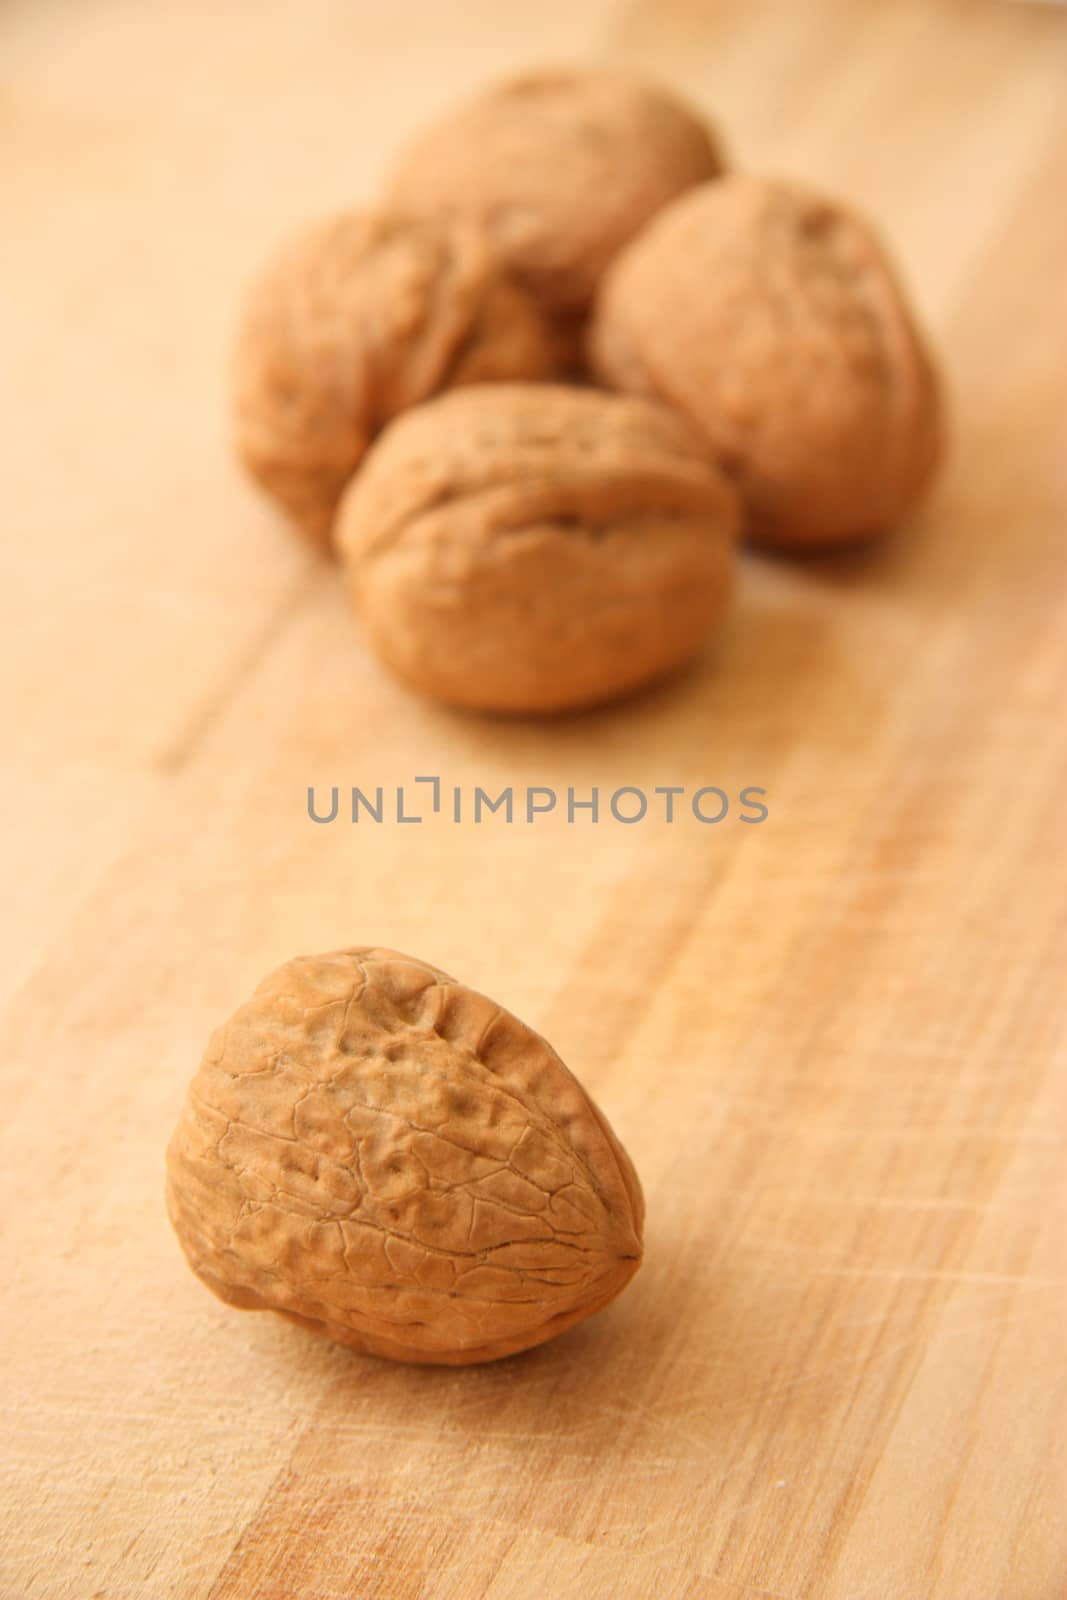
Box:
166, 948, 644, 1365
388, 68, 724, 342
335, 383, 740, 714
232, 210, 557, 545
589, 175, 944, 548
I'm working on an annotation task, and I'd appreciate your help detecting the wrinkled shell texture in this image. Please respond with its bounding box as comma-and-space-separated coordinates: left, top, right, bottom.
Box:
233, 210, 556, 545
590, 175, 943, 547
389, 68, 723, 325
166, 949, 644, 1365
336, 384, 740, 713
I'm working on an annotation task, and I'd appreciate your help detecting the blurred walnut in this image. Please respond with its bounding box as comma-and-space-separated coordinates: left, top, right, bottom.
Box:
589, 175, 944, 548
336, 383, 739, 714
166, 947, 644, 1365
232, 210, 557, 545
388, 68, 724, 353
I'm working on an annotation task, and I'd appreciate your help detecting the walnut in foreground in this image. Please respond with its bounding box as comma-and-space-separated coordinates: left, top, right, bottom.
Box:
389, 67, 724, 360
166, 949, 644, 1365
336, 383, 739, 713
232, 210, 557, 546
589, 175, 944, 548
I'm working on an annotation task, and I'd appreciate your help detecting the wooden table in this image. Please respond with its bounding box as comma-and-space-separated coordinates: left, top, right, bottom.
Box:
3, 1, 1065, 1595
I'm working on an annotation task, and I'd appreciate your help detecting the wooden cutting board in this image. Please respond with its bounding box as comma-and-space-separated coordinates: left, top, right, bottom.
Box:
2, 1, 1065, 1596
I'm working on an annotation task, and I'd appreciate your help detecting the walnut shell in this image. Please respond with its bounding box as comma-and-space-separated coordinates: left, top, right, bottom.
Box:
335, 383, 740, 714
388, 68, 724, 334
232, 210, 557, 545
166, 949, 644, 1365
589, 175, 944, 548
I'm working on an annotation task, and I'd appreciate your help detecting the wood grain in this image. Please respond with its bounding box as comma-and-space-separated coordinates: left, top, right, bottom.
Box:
2, 1, 1065, 1596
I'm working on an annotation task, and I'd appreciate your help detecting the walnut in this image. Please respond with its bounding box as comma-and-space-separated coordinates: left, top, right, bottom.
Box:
589, 175, 944, 547
232, 210, 557, 545
166, 949, 644, 1365
335, 383, 740, 713
388, 68, 724, 356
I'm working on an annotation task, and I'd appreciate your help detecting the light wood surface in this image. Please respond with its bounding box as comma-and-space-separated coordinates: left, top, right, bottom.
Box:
3, 2, 1066, 1596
